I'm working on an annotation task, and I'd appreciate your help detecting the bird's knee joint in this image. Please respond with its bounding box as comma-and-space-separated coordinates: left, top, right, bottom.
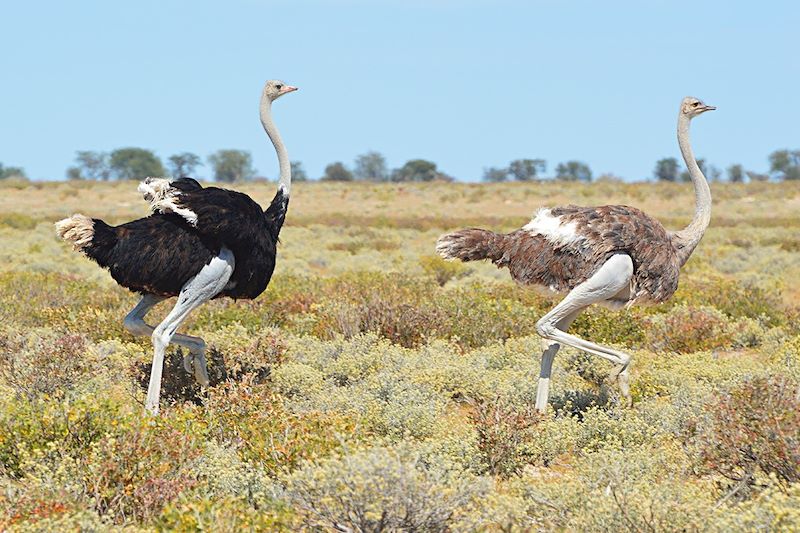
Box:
536, 319, 556, 340
152, 329, 171, 349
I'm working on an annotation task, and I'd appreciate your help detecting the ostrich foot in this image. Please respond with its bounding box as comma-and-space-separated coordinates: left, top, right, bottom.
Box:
608, 364, 632, 407
183, 351, 210, 387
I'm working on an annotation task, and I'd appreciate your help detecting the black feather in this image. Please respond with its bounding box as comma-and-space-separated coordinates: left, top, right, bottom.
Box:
79, 183, 287, 300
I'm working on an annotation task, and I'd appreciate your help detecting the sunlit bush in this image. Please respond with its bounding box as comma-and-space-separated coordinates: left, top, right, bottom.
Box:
284, 445, 492, 531
468, 395, 542, 477
691, 375, 800, 494
0, 328, 90, 399
200, 377, 363, 476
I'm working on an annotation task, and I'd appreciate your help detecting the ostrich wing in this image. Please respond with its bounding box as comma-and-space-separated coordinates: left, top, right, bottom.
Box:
146, 184, 268, 248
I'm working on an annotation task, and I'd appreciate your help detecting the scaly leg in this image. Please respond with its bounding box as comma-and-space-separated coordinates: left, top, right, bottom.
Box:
535, 254, 635, 411
535, 309, 582, 412
123, 294, 210, 385
145, 248, 235, 414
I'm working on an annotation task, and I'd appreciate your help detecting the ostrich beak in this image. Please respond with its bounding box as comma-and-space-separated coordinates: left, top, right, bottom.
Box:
702, 104, 716, 112
279, 85, 298, 94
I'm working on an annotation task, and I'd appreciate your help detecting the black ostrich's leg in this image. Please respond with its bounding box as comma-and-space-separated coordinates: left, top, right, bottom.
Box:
123, 294, 209, 385
145, 248, 235, 415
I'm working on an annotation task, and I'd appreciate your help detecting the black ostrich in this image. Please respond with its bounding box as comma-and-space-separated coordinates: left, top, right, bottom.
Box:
55, 80, 297, 413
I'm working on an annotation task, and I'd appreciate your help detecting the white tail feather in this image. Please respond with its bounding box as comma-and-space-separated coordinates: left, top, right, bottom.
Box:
55, 214, 94, 251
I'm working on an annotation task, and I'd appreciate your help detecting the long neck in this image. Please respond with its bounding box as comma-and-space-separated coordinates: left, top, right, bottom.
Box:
259, 94, 291, 197
672, 113, 711, 266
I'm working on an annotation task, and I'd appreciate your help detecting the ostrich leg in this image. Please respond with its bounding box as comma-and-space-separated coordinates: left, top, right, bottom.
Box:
535, 254, 635, 412
535, 309, 582, 412
123, 294, 210, 386
145, 248, 235, 414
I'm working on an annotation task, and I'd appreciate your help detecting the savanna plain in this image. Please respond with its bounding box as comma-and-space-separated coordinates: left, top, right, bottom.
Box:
0, 179, 799, 531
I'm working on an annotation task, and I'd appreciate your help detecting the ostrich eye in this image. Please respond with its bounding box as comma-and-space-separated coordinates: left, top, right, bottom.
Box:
692, 102, 700, 107
276, 84, 283, 90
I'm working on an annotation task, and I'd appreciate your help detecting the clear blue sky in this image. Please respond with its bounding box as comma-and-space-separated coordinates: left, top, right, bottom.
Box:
1, 0, 797, 182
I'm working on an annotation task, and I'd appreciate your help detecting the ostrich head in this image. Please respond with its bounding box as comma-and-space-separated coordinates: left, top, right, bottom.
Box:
681, 96, 715, 118
263, 80, 298, 102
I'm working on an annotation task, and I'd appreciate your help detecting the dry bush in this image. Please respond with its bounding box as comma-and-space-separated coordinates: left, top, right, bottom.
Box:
468, 395, 543, 477
419, 254, 471, 286
0, 329, 89, 399
673, 276, 785, 326
85, 421, 201, 523
644, 304, 735, 353
201, 378, 362, 476
285, 445, 491, 532
312, 273, 446, 348
691, 375, 800, 495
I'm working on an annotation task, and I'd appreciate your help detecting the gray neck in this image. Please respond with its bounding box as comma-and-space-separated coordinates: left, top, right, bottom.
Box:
259, 93, 291, 197
672, 112, 711, 266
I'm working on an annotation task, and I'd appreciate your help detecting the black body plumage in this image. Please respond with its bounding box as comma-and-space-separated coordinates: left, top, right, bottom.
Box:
81, 180, 288, 299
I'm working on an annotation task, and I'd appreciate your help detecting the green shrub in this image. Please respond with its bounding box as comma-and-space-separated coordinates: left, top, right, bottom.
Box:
273, 334, 448, 439
420, 254, 471, 286
284, 445, 492, 531
673, 276, 785, 326
514, 444, 715, 531
0, 394, 127, 477
201, 378, 363, 476
158, 496, 297, 531
0, 213, 37, 230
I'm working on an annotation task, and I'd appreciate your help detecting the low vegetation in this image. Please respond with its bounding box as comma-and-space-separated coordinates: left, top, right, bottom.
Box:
1, 180, 798, 530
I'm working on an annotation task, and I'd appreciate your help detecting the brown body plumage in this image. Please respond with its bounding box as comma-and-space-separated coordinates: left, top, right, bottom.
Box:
439, 204, 681, 306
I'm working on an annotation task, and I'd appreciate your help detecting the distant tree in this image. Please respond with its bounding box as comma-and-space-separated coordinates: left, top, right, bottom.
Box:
680, 158, 709, 182
168, 152, 202, 178
321, 162, 354, 181
654, 157, 680, 182
707, 164, 722, 182
482, 167, 509, 182
110, 148, 164, 180
746, 171, 770, 182
768, 149, 800, 180
291, 161, 308, 182
555, 160, 592, 182
596, 173, 623, 183
207, 150, 254, 182
66, 167, 83, 180
71, 151, 111, 181
508, 158, 546, 181
727, 164, 745, 183
0, 163, 27, 180
391, 159, 441, 182
354, 151, 388, 181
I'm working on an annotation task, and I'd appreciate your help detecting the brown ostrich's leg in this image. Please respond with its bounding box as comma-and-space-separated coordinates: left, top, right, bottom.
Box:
535, 309, 583, 412
535, 254, 635, 412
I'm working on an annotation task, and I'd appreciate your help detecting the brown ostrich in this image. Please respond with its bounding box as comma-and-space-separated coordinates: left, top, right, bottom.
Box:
436, 96, 715, 412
